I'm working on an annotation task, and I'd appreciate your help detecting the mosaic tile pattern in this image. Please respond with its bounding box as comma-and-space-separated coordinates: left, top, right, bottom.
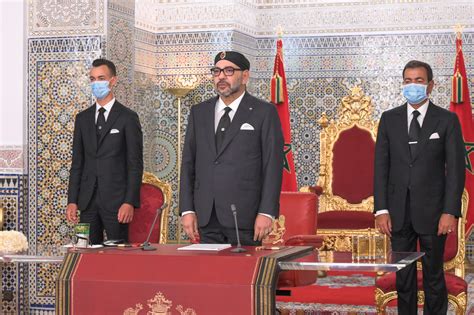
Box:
27, 36, 103, 311
0, 174, 28, 314
107, 0, 135, 109
28, 0, 105, 37
134, 0, 474, 36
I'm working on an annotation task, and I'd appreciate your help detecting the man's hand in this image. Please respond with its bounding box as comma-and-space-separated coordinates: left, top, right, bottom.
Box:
375, 213, 392, 237
66, 203, 79, 223
118, 203, 134, 223
181, 213, 199, 242
438, 213, 457, 236
254, 214, 273, 241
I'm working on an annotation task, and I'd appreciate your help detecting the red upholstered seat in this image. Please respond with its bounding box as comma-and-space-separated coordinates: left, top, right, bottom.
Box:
331, 126, 374, 204
318, 211, 375, 229
279, 192, 318, 240
376, 271, 467, 297
128, 183, 164, 244
277, 192, 322, 287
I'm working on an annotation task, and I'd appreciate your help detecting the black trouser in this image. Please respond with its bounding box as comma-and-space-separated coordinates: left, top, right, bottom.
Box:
80, 185, 129, 244
391, 192, 447, 315
199, 206, 260, 246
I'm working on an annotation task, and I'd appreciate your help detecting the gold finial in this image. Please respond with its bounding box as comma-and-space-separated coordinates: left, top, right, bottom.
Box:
275, 25, 284, 38
350, 86, 363, 96
454, 24, 464, 40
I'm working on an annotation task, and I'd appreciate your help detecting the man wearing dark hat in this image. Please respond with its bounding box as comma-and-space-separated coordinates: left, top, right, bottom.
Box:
180, 51, 284, 245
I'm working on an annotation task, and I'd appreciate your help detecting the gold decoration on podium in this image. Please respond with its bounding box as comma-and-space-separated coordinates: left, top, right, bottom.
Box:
165, 75, 200, 242
123, 291, 197, 315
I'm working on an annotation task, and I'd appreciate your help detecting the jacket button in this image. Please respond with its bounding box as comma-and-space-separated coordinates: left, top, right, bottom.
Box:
214, 161, 219, 165
409, 164, 413, 168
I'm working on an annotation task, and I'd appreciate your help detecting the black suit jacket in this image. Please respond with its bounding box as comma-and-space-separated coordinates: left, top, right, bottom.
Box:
374, 101, 465, 234
68, 101, 143, 213
180, 93, 284, 229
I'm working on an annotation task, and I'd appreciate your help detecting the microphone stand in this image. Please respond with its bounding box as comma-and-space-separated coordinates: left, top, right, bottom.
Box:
142, 203, 167, 251
230, 204, 246, 253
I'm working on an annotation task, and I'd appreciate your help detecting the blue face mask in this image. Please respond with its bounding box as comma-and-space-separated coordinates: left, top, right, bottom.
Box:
91, 81, 111, 100
402, 83, 428, 104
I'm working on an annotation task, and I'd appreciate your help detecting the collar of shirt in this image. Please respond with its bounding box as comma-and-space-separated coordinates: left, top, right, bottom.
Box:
407, 99, 429, 129
214, 92, 245, 132
95, 98, 115, 122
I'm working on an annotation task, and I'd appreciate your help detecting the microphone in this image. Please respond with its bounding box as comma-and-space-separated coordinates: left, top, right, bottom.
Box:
230, 204, 246, 253
142, 202, 167, 251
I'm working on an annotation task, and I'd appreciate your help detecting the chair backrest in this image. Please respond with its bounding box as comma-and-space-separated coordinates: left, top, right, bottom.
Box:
265, 191, 318, 245
316, 86, 377, 213
271, 191, 319, 288
0, 207, 3, 231
128, 172, 172, 244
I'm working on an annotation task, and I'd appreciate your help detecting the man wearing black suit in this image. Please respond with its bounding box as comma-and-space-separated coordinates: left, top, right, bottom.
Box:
374, 60, 465, 315
66, 59, 143, 244
180, 51, 284, 245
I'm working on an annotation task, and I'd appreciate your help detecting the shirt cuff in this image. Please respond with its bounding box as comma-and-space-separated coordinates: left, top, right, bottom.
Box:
375, 209, 389, 216
258, 213, 275, 220
181, 211, 195, 217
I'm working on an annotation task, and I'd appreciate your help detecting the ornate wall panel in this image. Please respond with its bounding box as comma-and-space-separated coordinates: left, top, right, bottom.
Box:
134, 0, 474, 36
27, 36, 103, 312
0, 174, 28, 314
0, 146, 24, 174
107, 0, 135, 109
28, 0, 106, 37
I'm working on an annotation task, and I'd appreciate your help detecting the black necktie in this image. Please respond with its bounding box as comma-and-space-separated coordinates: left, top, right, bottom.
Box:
96, 107, 106, 140
216, 107, 232, 151
408, 110, 421, 157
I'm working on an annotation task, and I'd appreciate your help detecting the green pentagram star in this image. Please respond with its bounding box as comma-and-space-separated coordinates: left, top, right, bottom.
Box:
283, 143, 292, 173
465, 141, 474, 174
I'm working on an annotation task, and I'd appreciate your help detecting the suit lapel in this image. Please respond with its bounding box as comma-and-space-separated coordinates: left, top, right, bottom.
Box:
86, 105, 98, 152
98, 101, 123, 147
395, 104, 410, 162
412, 101, 440, 162
217, 93, 253, 157
204, 97, 218, 157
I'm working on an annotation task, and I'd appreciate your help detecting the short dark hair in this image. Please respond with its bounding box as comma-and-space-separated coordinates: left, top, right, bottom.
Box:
92, 58, 117, 76
403, 60, 433, 82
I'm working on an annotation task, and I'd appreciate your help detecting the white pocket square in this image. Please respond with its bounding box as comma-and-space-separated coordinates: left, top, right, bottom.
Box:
110, 129, 120, 134
240, 123, 254, 130
429, 132, 440, 139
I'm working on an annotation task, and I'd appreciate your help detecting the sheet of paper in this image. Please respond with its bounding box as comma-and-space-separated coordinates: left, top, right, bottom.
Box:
177, 244, 232, 251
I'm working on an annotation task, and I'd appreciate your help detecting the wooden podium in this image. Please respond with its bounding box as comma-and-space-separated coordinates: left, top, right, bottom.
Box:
56, 245, 312, 315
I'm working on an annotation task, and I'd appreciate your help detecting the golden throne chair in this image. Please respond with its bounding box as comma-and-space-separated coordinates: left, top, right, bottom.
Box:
375, 190, 468, 315
301, 86, 379, 251
128, 171, 172, 244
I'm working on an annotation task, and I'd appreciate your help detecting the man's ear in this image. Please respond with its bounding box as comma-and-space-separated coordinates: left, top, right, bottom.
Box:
427, 80, 435, 95
110, 76, 118, 88
242, 70, 250, 85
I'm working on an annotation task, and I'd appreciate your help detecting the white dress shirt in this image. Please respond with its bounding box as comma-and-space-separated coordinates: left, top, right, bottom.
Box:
375, 99, 429, 217
95, 98, 116, 123
214, 92, 244, 132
